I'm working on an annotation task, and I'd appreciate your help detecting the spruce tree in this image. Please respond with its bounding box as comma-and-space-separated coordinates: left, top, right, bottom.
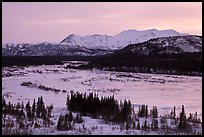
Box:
188, 113, 193, 120
25, 101, 31, 120
173, 106, 176, 119
138, 104, 147, 117
64, 114, 69, 130
152, 106, 158, 118
68, 111, 73, 122
47, 104, 53, 118
57, 114, 63, 130
194, 112, 198, 121
21, 101, 24, 110
66, 94, 70, 110
36, 96, 45, 118
145, 105, 148, 117
143, 119, 147, 131
137, 119, 140, 130
178, 105, 187, 129
36, 97, 41, 118
32, 99, 36, 119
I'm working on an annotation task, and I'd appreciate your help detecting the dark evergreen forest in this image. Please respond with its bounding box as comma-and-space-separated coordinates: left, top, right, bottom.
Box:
82, 52, 202, 76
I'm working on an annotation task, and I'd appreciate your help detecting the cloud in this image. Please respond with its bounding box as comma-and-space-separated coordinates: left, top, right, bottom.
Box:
96, 13, 125, 19
2, 2, 202, 43
24, 19, 81, 26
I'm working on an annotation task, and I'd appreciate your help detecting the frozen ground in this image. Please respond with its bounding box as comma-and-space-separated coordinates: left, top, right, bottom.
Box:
2, 62, 202, 134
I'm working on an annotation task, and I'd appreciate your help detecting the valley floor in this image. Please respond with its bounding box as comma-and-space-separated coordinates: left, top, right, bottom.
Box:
2, 62, 202, 135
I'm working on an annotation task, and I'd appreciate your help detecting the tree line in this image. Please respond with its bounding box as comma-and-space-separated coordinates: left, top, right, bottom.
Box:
82, 52, 202, 76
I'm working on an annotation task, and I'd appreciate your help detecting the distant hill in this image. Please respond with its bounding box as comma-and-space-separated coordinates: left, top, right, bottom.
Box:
81, 35, 202, 76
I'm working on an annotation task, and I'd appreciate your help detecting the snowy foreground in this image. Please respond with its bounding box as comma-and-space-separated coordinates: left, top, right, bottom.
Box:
2, 62, 202, 135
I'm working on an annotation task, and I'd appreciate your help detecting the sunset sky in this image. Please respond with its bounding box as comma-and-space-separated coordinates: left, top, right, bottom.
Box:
2, 2, 202, 43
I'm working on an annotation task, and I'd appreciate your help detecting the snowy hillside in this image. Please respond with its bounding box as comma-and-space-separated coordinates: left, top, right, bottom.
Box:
61, 29, 187, 49
117, 35, 202, 55
2, 42, 113, 56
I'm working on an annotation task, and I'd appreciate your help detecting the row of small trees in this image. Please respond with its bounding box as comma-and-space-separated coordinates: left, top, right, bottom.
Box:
65, 91, 201, 131
2, 96, 53, 129
2, 92, 201, 133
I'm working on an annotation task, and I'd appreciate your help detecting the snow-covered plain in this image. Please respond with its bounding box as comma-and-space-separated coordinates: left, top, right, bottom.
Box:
2, 62, 202, 135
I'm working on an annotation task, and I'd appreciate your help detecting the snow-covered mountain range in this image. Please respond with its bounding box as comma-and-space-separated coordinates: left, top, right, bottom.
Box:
2, 29, 201, 56
116, 35, 202, 55
61, 29, 186, 49
2, 42, 113, 56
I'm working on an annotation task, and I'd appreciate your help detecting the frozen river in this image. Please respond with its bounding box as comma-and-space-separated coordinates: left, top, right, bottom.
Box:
2, 63, 202, 121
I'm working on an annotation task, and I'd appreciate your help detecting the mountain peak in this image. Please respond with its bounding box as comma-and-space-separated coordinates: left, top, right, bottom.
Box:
67, 34, 76, 37
146, 28, 158, 31
114, 29, 139, 36
122, 29, 139, 32
60, 29, 188, 49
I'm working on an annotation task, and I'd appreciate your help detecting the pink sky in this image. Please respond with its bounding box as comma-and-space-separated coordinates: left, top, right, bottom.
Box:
2, 2, 202, 43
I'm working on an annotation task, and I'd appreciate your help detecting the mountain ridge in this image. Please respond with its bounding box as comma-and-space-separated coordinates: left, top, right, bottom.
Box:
60, 29, 187, 49
115, 35, 202, 55
2, 29, 201, 57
